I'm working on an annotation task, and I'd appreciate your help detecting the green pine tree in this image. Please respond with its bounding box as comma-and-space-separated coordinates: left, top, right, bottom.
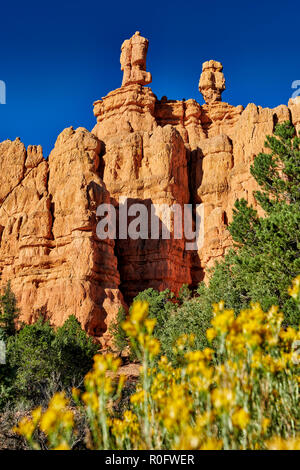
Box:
53, 315, 99, 387
0, 282, 19, 338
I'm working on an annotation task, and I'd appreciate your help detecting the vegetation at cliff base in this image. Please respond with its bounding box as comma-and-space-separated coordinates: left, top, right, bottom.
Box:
0, 289, 98, 410
14, 281, 300, 450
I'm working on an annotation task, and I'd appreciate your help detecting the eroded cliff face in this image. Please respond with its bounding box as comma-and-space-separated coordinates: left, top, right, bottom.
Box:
0, 32, 299, 340
92, 84, 191, 303
0, 128, 123, 345
92, 45, 298, 295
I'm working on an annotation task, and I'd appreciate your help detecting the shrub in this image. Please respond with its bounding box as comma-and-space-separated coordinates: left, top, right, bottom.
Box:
0, 282, 19, 338
0, 306, 99, 408
112, 287, 212, 362
157, 293, 212, 362
14, 277, 300, 450
133, 288, 173, 333
7, 318, 57, 404
110, 289, 173, 360
53, 315, 98, 388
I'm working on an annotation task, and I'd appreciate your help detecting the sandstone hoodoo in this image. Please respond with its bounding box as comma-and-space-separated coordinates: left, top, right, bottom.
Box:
120, 31, 152, 87
0, 31, 299, 342
199, 60, 225, 104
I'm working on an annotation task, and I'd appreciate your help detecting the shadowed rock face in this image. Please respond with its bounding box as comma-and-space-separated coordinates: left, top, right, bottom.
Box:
0, 32, 299, 342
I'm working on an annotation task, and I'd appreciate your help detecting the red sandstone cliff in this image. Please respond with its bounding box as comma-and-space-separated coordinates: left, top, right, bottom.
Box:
0, 128, 123, 345
0, 32, 299, 341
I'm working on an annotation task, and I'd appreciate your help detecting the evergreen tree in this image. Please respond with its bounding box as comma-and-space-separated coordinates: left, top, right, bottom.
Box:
0, 282, 19, 337
53, 315, 98, 387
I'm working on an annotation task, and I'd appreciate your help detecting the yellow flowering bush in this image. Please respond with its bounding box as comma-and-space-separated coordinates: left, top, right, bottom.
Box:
14, 281, 300, 450
13, 393, 73, 450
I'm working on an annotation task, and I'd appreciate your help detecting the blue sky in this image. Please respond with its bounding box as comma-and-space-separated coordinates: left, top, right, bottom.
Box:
0, 0, 299, 157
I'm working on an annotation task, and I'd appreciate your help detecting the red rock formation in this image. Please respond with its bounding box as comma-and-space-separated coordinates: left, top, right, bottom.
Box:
289, 96, 300, 133
0, 32, 299, 340
120, 31, 152, 87
0, 128, 123, 345
92, 84, 191, 303
199, 60, 225, 104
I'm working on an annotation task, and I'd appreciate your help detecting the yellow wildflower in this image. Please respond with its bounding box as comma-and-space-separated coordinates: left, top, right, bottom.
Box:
200, 438, 223, 450
232, 408, 250, 430
206, 327, 217, 342
53, 441, 70, 450
288, 275, 300, 300
13, 416, 35, 440
130, 300, 149, 324
212, 309, 235, 333
40, 409, 57, 433
211, 388, 234, 409
261, 417, 270, 434
130, 390, 145, 405
144, 318, 156, 334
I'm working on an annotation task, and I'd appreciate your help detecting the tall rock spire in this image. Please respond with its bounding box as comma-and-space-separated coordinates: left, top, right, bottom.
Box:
199, 60, 225, 104
120, 31, 152, 87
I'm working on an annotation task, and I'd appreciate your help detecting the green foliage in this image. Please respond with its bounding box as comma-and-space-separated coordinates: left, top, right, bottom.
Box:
111, 287, 211, 362
0, 282, 19, 338
110, 290, 174, 360
53, 315, 98, 387
251, 122, 299, 209
133, 288, 173, 332
7, 318, 56, 403
177, 284, 192, 302
157, 294, 212, 362
0, 302, 98, 408
0, 358, 14, 409
0, 284, 19, 408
